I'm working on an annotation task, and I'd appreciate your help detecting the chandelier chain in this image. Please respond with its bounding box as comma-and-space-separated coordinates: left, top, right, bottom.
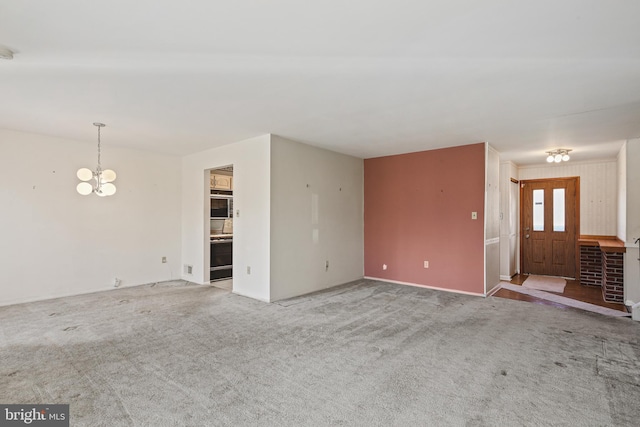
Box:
97, 125, 101, 172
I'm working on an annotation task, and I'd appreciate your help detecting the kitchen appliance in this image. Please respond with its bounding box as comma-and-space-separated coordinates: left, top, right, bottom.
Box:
210, 195, 233, 219
210, 235, 232, 281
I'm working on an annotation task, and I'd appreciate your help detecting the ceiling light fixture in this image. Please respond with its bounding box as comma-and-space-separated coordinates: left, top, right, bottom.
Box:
76, 123, 117, 197
0, 46, 14, 60
545, 148, 571, 163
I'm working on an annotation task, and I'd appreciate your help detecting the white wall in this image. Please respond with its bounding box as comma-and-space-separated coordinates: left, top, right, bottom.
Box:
617, 143, 627, 241
625, 140, 640, 244
499, 161, 519, 279
270, 136, 364, 301
624, 139, 640, 303
181, 135, 272, 302
518, 160, 617, 235
0, 129, 181, 306
485, 145, 500, 294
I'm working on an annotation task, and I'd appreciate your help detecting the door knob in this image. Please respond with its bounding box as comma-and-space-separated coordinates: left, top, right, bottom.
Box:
525, 234, 530, 239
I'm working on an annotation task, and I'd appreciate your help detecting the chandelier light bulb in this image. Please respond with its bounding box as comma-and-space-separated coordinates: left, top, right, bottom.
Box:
77, 168, 94, 181
76, 182, 93, 195
544, 148, 572, 164
101, 169, 117, 183
102, 183, 117, 196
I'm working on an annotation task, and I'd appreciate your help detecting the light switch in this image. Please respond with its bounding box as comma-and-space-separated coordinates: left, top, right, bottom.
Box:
471, 211, 478, 220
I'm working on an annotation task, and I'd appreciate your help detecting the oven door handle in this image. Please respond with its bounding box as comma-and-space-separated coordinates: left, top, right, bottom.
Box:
211, 239, 233, 244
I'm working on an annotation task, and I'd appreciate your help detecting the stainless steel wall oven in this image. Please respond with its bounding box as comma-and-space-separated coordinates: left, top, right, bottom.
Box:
210, 236, 232, 281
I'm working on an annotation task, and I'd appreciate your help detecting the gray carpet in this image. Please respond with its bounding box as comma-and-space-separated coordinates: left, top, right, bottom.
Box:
1, 280, 639, 426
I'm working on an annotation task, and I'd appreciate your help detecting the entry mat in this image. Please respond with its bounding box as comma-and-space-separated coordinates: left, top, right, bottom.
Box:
522, 274, 566, 293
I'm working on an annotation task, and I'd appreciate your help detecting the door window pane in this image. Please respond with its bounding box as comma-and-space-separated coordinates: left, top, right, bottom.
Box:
553, 188, 565, 232
533, 189, 544, 231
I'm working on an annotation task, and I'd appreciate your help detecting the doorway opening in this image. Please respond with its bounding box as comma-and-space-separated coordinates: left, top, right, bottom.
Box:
207, 166, 233, 291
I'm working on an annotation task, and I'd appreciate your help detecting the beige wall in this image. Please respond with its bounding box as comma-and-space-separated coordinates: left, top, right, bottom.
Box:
181, 135, 272, 302
623, 139, 640, 303
617, 144, 627, 241
270, 136, 364, 301
182, 134, 364, 303
0, 129, 182, 306
485, 145, 501, 294
499, 161, 519, 279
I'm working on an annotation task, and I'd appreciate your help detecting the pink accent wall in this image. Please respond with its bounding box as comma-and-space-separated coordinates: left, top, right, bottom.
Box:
364, 143, 486, 294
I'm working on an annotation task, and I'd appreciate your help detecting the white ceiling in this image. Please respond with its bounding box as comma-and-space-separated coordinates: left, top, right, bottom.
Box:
1, 0, 639, 165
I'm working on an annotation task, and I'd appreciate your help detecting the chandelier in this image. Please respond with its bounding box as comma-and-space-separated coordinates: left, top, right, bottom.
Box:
76, 123, 117, 196
546, 148, 571, 163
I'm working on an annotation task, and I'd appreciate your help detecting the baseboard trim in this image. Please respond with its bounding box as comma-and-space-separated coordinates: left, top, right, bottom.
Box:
0, 279, 192, 308
487, 283, 502, 296
270, 277, 366, 303
231, 289, 270, 303
364, 276, 485, 297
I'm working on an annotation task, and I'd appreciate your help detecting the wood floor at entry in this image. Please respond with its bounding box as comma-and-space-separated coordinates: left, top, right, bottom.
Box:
494, 274, 626, 313
520, 177, 578, 278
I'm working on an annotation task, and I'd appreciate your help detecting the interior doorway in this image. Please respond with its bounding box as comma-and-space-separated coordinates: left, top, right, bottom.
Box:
208, 166, 234, 291
520, 177, 579, 278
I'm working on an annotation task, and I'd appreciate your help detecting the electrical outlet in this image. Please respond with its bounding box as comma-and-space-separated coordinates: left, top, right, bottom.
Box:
383, 264, 387, 270
471, 211, 478, 220
185, 265, 193, 275
247, 266, 251, 275
114, 277, 121, 287
424, 261, 429, 268
325, 260, 329, 271
161, 256, 167, 263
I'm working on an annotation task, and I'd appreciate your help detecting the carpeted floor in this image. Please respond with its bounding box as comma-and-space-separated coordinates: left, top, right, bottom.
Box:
1, 280, 639, 426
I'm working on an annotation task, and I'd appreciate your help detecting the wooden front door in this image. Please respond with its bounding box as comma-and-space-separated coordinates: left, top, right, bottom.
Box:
521, 177, 579, 278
